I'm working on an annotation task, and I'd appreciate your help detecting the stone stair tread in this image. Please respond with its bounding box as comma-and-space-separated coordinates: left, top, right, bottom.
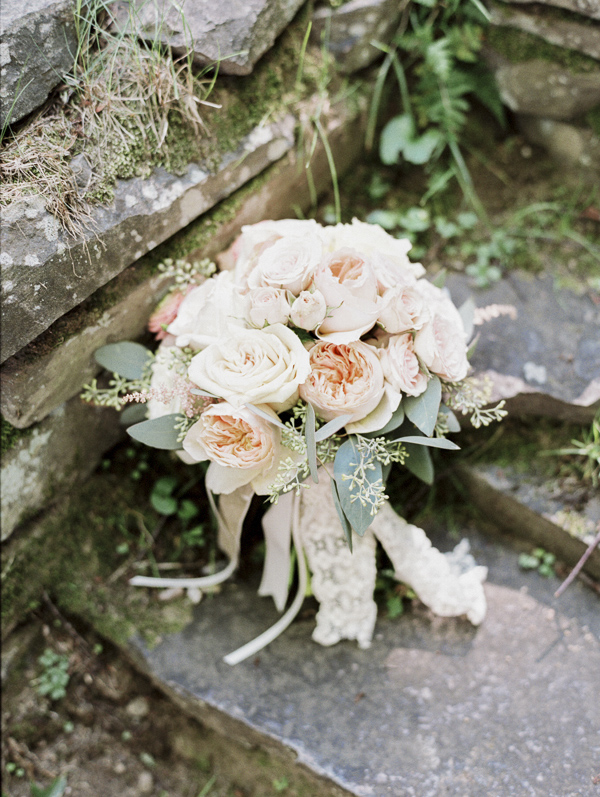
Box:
109, 526, 600, 797
446, 272, 600, 423
458, 462, 600, 580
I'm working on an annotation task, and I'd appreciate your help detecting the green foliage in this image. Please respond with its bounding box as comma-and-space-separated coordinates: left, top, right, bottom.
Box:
518, 548, 556, 578
542, 414, 600, 488
94, 342, 154, 380
33, 649, 70, 701
127, 414, 185, 450
369, 0, 504, 216
30, 776, 68, 797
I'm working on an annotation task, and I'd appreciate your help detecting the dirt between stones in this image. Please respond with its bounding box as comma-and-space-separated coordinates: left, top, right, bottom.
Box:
1, 605, 340, 797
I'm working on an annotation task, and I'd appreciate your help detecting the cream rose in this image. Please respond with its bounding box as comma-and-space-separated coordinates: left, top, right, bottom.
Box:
187, 324, 311, 410
299, 340, 385, 423
379, 334, 429, 397
244, 233, 323, 295
167, 271, 244, 350
290, 289, 327, 331
182, 403, 282, 494
321, 219, 425, 282
378, 282, 429, 334
313, 248, 381, 343
246, 287, 291, 328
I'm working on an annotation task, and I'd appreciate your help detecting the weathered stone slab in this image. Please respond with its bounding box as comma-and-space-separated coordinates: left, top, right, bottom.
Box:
446, 272, 600, 422
0, 115, 295, 364
518, 115, 600, 172
497, 0, 600, 21
486, 56, 600, 120
488, 2, 600, 60
115, 527, 600, 797
1, 396, 121, 541
111, 0, 305, 76
0, 0, 77, 127
457, 463, 600, 580
311, 0, 402, 74
0, 99, 366, 428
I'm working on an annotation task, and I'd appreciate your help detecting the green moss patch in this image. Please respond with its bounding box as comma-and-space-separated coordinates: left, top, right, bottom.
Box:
487, 27, 599, 73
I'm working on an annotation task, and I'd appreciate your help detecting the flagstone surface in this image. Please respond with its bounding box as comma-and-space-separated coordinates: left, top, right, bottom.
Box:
126, 526, 600, 797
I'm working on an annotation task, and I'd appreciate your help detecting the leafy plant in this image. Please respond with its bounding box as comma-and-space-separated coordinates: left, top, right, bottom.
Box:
30, 776, 68, 797
518, 548, 556, 578
542, 414, 600, 488
33, 649, 70, 700
367, 0, 504, 218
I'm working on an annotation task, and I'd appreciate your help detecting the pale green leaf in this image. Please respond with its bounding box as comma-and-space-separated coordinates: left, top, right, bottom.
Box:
119, 403, 148, 426
314, 413, 353, 442
364, 404, 405, 437
331, 479, 353, 552
380, 113, 414, 165
305, 402, 319, 483
333, 438, 381, 537
440, 404, 461, 433
404, 376, 441, 436
403, 129, 443, 165
403, 442, 434, 484
459, 297, 476, 340
95, 342, 152, 379
395, 435, 459, 450
127, 414, 183, 450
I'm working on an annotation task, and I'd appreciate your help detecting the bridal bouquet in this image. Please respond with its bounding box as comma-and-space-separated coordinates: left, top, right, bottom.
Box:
84, 218, 507, 663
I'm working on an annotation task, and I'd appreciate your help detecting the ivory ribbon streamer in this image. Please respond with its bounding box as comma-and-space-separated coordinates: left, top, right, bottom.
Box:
129, 486, 253, 589
258, 491, 294, 612
224, 492, 307, 666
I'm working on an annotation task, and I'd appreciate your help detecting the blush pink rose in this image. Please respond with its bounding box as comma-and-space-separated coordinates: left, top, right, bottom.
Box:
246, 287, 291, 328
182, 403, 282, 495
313, 248, 381, 343
290, 289, 327, 331
379, 334, 429, 397
378, 283, 429, 334
299, 340, 385, 423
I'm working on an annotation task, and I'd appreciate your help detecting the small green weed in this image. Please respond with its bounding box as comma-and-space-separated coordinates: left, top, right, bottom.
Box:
31, 776, 68, 797
518, 548, 556, 578
272, 776, 290, 793
32, 649, 70, 701
541, 414, 600, 488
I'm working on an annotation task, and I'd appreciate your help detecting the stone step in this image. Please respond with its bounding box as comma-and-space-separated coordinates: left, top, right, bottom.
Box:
83, 523, 600, 797
0, 99, 364, 429
446, 272, 600, 424
0, 114, 295, 364
456, 462, 600, 581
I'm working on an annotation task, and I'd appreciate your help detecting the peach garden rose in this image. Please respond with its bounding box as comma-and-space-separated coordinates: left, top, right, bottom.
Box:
299, 340, 385, 423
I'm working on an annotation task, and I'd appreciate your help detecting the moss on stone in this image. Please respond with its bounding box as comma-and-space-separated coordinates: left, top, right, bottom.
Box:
487, 27, 599, 73
1, 463, 194, 646
1, 415, 33, 454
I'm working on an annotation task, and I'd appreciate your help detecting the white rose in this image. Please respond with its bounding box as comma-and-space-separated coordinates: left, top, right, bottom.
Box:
182, 403, 282, 495
378, 283, 429, 334
299, 340, 385, 423
246, 287, 291, 328
290, 290, 327, 331
413, 284, 469, 382
379, 334, 429, 397
321, 218, 425, 282
167, 271, 245, 350
313, 248, 381, 343
245, 233, 323, 295
235, 219, 323, 282
187, 324, 311, 410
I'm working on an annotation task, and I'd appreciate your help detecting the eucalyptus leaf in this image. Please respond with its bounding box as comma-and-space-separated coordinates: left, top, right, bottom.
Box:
403, 442, 434, 484
190, 387, 220, 398
314, 413, 353, 442
440, 404, 461, 433
364, 403, 405, 438
404, 376, 441, 436
119, 403, 148, 426
458, 297, 476, 341
244, 403, 287, 429
95, 342, 153, 379
395, 435, 459, 450
305, 402, 319, 484
333, 438, 382, 537
127, 414, 184, 450
151, 493, 178, 516
331, 479, 353, 552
